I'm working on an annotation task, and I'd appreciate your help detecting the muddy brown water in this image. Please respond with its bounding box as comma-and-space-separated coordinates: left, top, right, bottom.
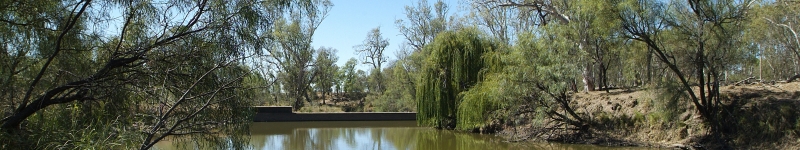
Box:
155, 121, 661, 150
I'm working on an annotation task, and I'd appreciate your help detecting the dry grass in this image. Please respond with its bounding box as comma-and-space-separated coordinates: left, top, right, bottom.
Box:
503, 82, 800, 149
297, 104, 344, 112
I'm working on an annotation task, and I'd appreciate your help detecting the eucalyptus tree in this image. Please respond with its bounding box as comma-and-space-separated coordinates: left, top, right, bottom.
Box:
396, 0, 451, 52
469, 0, 539, 44
313, 47, 338, 104
355, 27, 390, 71
745, 1, 800, 80
372, 58, 421, 112
470, 3, 512, 44
356, 70, 368, 93
617, 0, 752, 133
0, 0, 309, 149
354, 27, 389, 93
340, 58, 363, 94
267, 0, 332, 110
462, 0, 626, 134
475, 0, 625, 92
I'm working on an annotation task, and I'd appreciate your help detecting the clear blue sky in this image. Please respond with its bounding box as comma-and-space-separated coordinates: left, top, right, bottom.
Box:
311, 0, 462, 71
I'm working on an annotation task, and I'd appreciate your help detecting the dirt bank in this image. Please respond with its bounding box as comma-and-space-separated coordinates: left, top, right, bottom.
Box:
499, 82, 800, 149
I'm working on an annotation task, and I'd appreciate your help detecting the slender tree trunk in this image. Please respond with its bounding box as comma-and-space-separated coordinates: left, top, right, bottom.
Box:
322, 91, 327, 105
582, 64, 595, 92
603, 68, 608, 90
646, 47, 653, 84
579, 38, 595, 92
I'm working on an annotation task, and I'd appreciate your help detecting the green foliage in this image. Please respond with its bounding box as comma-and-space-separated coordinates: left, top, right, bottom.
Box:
652, 81, 687, 123
338, 58, 368, 95
398, 0, 800, 146
371, 62, 417, 112
618, 0, 752, 126
416, 28, 498, 129
372, 0, 455, 114
0, 0, 317, 149
314, 47, 339, 104
368, 69, 384, 93
741, 2, 800, 81
456, 75, 506, 130
269, 0, 332, 110
515, 32, 579, 84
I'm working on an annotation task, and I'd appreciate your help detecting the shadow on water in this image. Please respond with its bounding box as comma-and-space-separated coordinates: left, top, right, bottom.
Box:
157, 121, 661, 150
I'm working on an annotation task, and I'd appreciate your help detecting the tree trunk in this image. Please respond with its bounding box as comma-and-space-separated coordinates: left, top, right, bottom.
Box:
602, 65, 609, 92
582, 64, 595, 92
322, 91, 327, 105
2, 82, 88, 130
646, 47, 653, 84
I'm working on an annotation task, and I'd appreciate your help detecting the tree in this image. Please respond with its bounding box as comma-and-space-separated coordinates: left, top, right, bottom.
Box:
416, 28, 497, 129
355, 27, 390, 71
354, 27, 389, 93
469, 0, 539, 44
313, 47, 339, 104
476, 0, 621, 92
617, 0, 752, 135
340, 58, 363, 94
372, 61, 417, 112
396, 0, 451, 52
509, 31, 589, 133
745, 1, 800, 81
356, 70, 369, 93
268, 0, 332, 111
0, 0, 298, 149
380, 0, 453, 110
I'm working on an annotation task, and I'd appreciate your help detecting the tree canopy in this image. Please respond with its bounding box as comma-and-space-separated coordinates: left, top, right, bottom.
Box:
0, 0, 327, 149
416, 28, 498, 129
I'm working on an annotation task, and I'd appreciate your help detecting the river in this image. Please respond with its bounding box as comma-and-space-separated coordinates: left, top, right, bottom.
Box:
155, 121, 660, 150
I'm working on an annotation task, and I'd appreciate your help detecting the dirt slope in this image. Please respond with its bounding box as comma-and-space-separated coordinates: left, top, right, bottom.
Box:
501, 82, 800, 149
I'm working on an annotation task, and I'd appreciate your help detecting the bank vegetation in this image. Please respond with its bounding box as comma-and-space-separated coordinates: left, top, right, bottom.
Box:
3, 0, 800, 149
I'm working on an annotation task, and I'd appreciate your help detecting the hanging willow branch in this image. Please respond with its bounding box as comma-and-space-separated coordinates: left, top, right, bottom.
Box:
416, 28, 497, 129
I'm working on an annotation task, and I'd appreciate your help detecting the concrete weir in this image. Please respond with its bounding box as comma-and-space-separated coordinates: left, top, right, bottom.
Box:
252, 106, 416, 122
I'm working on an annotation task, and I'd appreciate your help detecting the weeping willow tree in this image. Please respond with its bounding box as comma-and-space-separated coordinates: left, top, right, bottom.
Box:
455, 70, 507, 131
416, 28, 498, 129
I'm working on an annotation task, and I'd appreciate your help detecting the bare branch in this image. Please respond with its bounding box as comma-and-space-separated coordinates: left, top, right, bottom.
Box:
487, 0, 570, 24
764, 17, 800, 63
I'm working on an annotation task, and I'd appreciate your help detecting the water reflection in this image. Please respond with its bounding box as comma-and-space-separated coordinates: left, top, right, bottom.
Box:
157, 121, 659, 150
248, 121, 421, 150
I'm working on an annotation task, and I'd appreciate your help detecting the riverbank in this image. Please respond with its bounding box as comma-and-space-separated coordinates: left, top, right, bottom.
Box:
497, 82, 800, 149
262, 83, 799, 149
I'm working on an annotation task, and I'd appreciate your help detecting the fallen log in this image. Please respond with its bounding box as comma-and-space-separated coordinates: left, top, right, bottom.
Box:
787, 74, 800, 83
734, 77, 755, 86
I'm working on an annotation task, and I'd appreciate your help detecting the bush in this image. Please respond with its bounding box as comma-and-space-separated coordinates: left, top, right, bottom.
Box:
652, 81, 686, 123
456, 78, 505, 130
